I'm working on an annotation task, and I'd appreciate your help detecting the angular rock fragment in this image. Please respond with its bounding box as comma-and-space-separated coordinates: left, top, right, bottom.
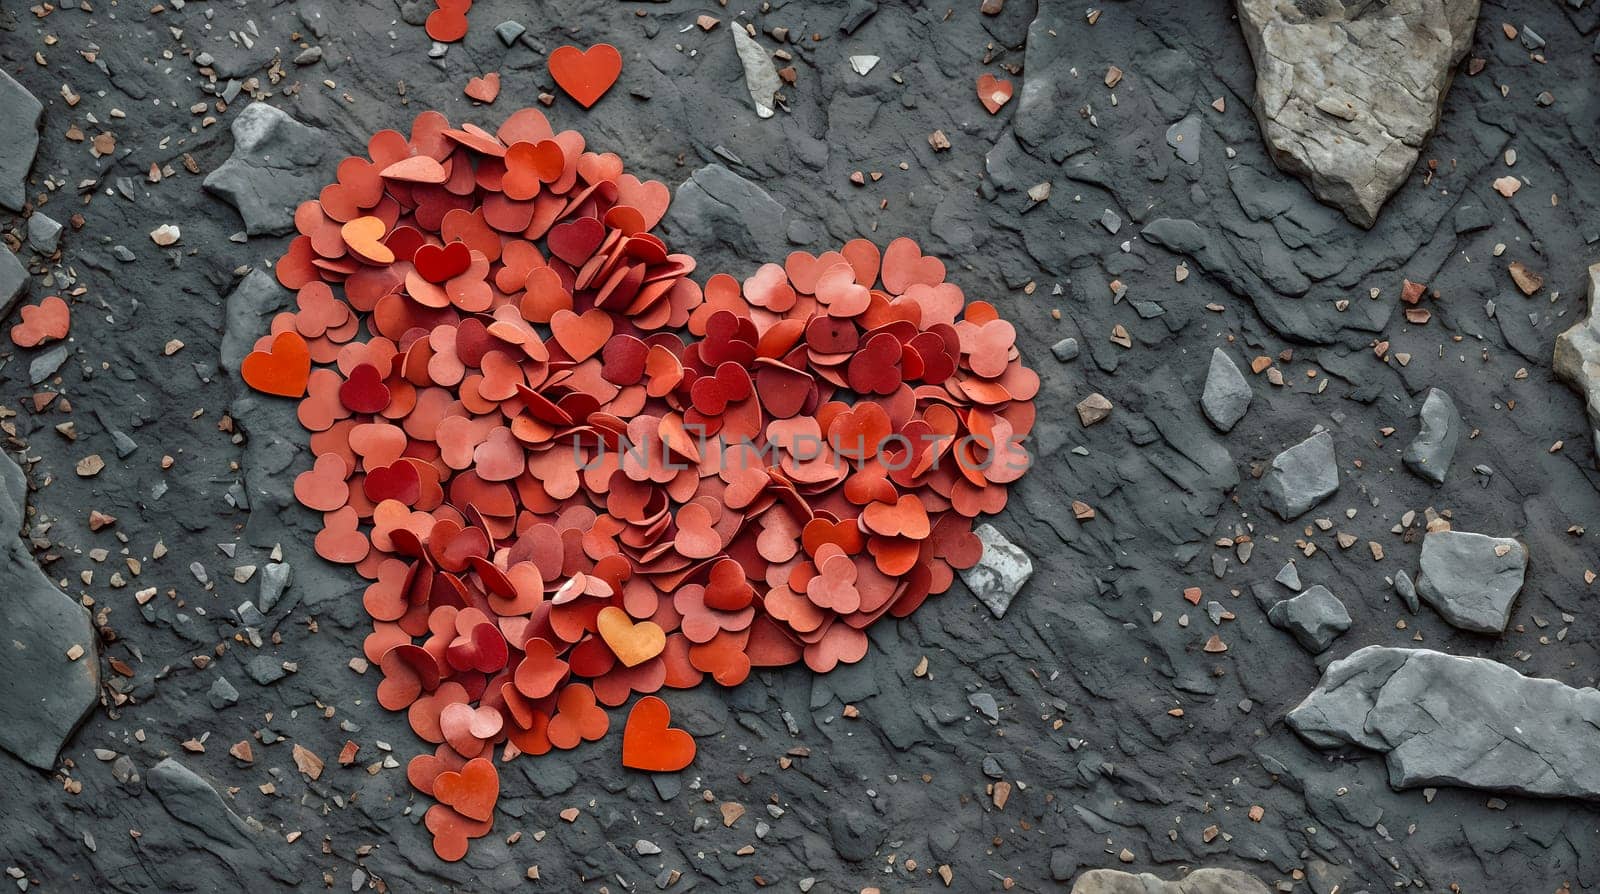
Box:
732, 27, 781, 119
0, 71, 42, 213
1415, 529, 1526, 633
1070, 868, 1270, 894
1200, 347, 1251, 432
1263, 431, 1338, 520
203, 103, 329, 236
0, 451, 100, 770
1267, 585, 1351, 653
1402, 387, 1461, 484
959, 523, 1033, 618
1235, 0, 1481, 227
1553, 262, 1600, 466
1289, 646, 1600, 800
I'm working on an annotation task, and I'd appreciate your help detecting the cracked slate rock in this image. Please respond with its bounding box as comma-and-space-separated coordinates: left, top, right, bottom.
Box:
1071, 868, 1271, 894
1402, 387, 1462, 484
1288, 646, 1600, 800
1263, 431, 1339, 520
1267, 585, 1352, 653
1415, 530, 1527, 634
1553, 262, 1600, 467
959, 523, 1033, 618
0, 71, 42, 213
1200, 347, 1251, 432
1235, 0, 1480, 227
202, 103, 329, 236
0, 451, 100, 770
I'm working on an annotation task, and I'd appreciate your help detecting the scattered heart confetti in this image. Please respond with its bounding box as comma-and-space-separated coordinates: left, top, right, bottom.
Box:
547, 44, 623, 109
248, 107, 1035, 862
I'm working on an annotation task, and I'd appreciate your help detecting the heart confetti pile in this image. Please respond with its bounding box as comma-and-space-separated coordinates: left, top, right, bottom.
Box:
246, 107, 1036, 861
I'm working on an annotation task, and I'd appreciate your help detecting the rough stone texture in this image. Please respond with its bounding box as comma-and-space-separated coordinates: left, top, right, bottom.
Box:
660, 164, 789, 272
146, 758, 296, 887
1553, 262, 1600, 466
1402, 387, 1462, 484
220, 268, 293, 375
732, 26, 780, 119
1415, 529, 1527, 634
2, 0, 1600, 890
1200, 347, 1251, 432
1267, 585, 1352, 653
1289, 646, 1600, 800
0, 70, 42, 213
1235, 0, 1481, 227
0, 245, 26, 321
202, 102, 329, 236
1263, 431, 1339, 520
0, 452, 99, 770
1071, 867, 1271, 894
960, 523, 1034, 618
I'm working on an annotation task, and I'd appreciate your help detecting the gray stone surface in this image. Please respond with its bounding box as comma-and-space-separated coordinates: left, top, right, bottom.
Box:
0, 70, 42, 212
202, 102, 328, 236
0, 452, 99, 770
1402, 387, 1462, 484
960, 523, 1033, 618
732, 26, 781, 119
0, 246, 26, 321
1289, 646, 1600, 800
1263, 431, 1339, 520
660, 164, 789, 271
1415, 530, 1527, 634
1071, 867, 1271, 894
1235, 0, 1481, 227
1553, 262, 1600, 466
1200, 347, 1251, 432
220, 268, 293, 375
146, 758, 295, 886
1267, 585, 1352, 653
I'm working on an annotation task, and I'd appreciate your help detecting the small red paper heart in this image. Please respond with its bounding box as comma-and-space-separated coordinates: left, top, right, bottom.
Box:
464, 72, 500, 104
547, 44, 623, 109
433, 757, 499, 822
9, 295, 70, 348
241, 330, 312, 398
414, 241, 472, 283
976, 73, 1013, 115
621, 695, 696, 772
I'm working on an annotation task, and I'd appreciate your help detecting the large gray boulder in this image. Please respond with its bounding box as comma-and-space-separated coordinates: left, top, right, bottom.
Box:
0, 452, 100, 769
0, 71, 42, 212
1235, 0, 1481, 227
1415, 529, 1526, 634
1289, 646, 1600, 800
1071, 868, 1271, 894
203, 103, 329, 236
0, 246, 27, 321
1553, 262, 1600, 467
1263, 431, 1339, 520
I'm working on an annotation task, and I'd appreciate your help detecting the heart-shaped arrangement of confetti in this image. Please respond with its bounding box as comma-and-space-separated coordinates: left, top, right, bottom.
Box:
246, 106, 1037, 861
